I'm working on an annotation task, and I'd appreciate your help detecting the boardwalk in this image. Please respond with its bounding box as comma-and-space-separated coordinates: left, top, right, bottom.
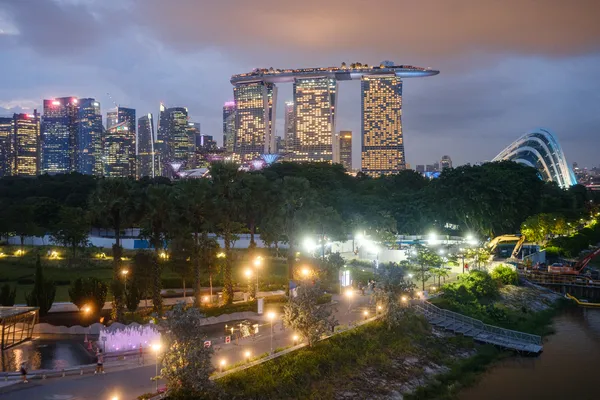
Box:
413, 300, 543, 354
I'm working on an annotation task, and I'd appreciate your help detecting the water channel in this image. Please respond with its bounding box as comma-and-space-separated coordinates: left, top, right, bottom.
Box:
460, 308, 600, 400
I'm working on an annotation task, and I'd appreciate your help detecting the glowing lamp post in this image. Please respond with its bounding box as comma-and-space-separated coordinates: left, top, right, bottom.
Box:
220, 359, 226, 373
151, 343, 161, 392
253, 256, 262, 296
244, 351, 251, 363
267, 311, 276, 354
293, 334, 299, 346
363, 310, 369, 320
345, 289, 354, 313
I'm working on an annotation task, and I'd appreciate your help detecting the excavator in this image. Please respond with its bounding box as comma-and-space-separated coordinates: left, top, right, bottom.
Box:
486, 234, 526, 259
548, 247, 600, 275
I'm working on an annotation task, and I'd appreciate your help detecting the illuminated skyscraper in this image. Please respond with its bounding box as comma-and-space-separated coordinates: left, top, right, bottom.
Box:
338, 130, 352, 170
440, 155, 452, 170
41, 97, 78, 174
106, 109, 118, 130
166, 107, 190, 163
104, 121, 135, 177
14, 111, 40, 176
222, 101, 236, 153
283, 101, 295, 153
361, 75, 403, 176
137, 113, 155, 178
293, 77, 337, 162
233, 82, 277, 161
0, 117, 13, 177
76, 98, 103, 176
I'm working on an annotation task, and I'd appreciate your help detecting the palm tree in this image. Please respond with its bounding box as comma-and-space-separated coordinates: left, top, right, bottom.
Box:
140, 184, 173, 315
89, 178, 136, 321
209, 162, 245, 304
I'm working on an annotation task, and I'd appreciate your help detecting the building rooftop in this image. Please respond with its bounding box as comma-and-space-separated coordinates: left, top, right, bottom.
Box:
231, 63, 439, 84
0, 306, 38, 321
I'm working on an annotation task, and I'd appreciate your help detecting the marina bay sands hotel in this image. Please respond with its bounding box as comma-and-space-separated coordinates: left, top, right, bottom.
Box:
229, 62, 439, 176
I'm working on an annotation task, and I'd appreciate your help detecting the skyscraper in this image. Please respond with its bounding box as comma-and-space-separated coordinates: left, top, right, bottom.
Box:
137, 113, 155, 178
166, 107, 190, 163
104, 121, 135, 177
233, 82, 277, 161
0, 117, 13, 177
339, 130, 352, 170
76, 98, 103, 176
41, 97, 78, 174
14, 111, 40, 176
106, 109, 118, 130
293, 77, 337, 162
361, 75, 403, 176
222, 101, 236, 153
440, 155, 452, 170
283, 101, 295, 153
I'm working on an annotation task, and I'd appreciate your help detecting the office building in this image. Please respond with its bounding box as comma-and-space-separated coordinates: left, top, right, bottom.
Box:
41, 97, 78, 174
233, 82, 277, 161
137, 113, 156, 178
415, 165, 425, 174
440, 155, 452, 170
0, 117, 13, 177
156, 105, 191, 171
361, 75, 403, 176
222, 102, 236, 153
293, 77, 337, 162
338, 130, 352, 170
283, 101, 295, 153
104, 121, 135, 177
14, 111, 40, 176
76, 98, 103, 176
106, 109, 118, 130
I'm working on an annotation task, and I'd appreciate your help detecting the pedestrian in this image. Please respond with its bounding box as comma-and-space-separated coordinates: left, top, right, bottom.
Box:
20, 361, 28, 383
139, 344, 144, 365
95, 349, 105, 374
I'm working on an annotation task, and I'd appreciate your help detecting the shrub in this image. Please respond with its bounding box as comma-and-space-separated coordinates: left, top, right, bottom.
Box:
25, 255, 56, 316
0, 284, 16, 306
491, 265, 518, 285
68, 277, 108, 315
317, 293, 332, 305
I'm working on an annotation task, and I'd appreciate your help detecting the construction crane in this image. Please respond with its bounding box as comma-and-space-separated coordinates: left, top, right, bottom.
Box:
106, 92, 119, 108
548, 247, 600, 275
486, 234, 526, 259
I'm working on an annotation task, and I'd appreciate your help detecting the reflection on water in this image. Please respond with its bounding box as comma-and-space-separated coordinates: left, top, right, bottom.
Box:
1, 339, 93, 372
461, 308, 600, 400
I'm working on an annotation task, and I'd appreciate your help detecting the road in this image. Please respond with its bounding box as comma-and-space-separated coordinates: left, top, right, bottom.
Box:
0, 293, 371, 400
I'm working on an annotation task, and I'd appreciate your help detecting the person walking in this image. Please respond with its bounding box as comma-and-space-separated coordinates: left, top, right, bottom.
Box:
20, 362, 28, 383
95, 349, 105, 374
139, 344, 144, 365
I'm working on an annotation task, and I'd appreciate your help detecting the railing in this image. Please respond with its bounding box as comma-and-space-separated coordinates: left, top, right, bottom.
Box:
521, 271, 600, 287
413, 300, 542, 346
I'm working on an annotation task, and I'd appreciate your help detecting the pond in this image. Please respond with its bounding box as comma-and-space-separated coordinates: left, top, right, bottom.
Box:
1, 338, 94, 372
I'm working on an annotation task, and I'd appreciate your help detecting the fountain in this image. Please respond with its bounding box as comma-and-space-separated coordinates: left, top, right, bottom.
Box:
98, 324, 161, 353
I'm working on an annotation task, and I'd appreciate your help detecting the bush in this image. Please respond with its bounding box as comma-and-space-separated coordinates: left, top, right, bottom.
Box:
317, 293, 332, 305
25, 255, 56, 316
491, 265, 518, 285
0, 284, 16, 306
68, 277, 108, 315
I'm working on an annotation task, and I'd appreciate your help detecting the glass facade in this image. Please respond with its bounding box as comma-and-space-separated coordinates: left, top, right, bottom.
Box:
233, 82, 277, 161
283, 101, 295, 153
493, 128, 577, 188
293, 77, 337, 162
222, 102, 236, 153
106, 110, 118, 130
361, 75, 404, 176
0, 117, 13, 177
14, 112, 40, 176
76, 98, 103, 176
137, 113, 155, 178
339, 130, 352, 170
41, 97, 78, 174
166, 107, 190, 163
103, 107, 136, 177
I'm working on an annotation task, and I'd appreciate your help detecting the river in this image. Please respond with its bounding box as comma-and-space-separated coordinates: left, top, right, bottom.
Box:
460, 308, 600, 400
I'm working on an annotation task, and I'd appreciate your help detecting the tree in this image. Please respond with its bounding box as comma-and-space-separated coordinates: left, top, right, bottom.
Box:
140, 184, 173, 315
238, 173, 269, 248
68, 277, 108, 316
0, 284, 16, 306
9, 204, 41, 250
372, 264, 415, 328
160, 304, 214, 399
491, 264, 518, 285
89, 178, 137, 321
50, 206, 90, 266
210, 162, 245, 304
408, 244, 442, 291
130, 251, 154, 311
25, 255, 56, 316
168, 235, 194, 299
283, 284, 336, 346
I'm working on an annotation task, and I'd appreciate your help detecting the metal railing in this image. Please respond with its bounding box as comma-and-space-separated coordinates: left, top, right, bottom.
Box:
522, 271, 600, 287
413, 300, 542, 346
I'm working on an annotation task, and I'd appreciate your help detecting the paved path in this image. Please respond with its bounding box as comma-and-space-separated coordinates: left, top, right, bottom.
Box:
0, 293, 371, 400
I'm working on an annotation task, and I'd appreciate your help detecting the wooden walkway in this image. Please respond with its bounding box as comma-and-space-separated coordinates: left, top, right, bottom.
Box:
413, 300, 543, 354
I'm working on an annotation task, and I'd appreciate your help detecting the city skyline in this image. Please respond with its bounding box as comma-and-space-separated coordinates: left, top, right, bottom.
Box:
1, 0, 600, 168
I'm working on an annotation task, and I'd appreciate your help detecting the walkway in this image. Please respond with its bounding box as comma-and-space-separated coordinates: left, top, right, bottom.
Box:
413, 300, 543, 353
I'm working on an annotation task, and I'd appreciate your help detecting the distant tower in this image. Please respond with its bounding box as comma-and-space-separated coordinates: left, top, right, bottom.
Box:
294, 77, 337, 162
338, 131, 352, 170
104, 107, 136, 177
76, 98, 103, 176
137, 113, 156, 178
361, 75, 403, 176
222, 101, 236, 153
0, 117, 13, 177
42, 97, 79, 174
440, 155, 452, 170
283, 101, 295, 153
13, 111, 40, 176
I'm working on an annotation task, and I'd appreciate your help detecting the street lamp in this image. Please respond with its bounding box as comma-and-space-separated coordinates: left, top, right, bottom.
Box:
301, 267, 311, 278
363, 310, 369, 320
121, 269, 129, 292
253, 256, 262, 297
267, 311, 276, 354
151, 343, 161, 393
220, 359, 226, 372
293, 334, 299, 346
244, 350, 251, 363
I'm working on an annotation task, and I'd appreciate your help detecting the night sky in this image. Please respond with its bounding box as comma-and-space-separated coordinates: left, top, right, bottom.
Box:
1, 0, 599, 168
